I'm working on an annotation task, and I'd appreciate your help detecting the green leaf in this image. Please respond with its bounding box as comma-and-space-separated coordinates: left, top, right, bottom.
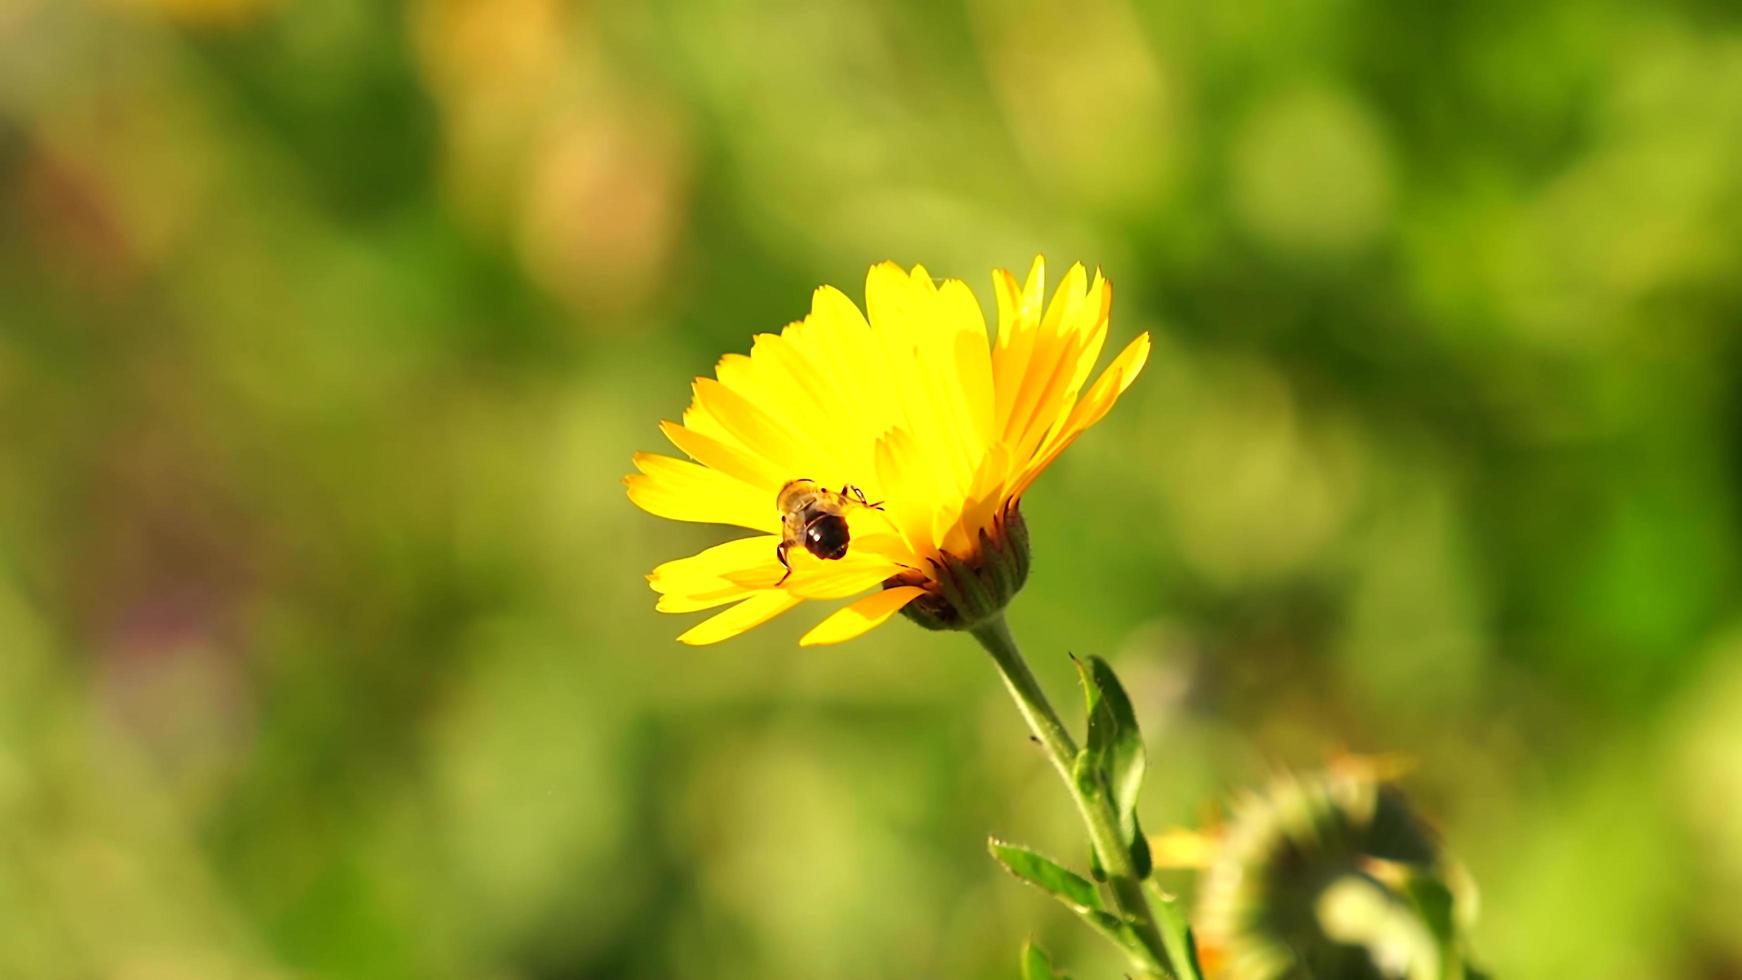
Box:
1129, 812, 1153, 879
1084, 656, 1146, 820
989, 838, 1103, 914
1070, 750, 1110, 881
1147, 880, 1207, 980
1183, 923, 1206, 980
1020, 940, 1071, 980
1070, 748, 1104, 801
1074, 655, 1149, 873
991, 839, 1151, 957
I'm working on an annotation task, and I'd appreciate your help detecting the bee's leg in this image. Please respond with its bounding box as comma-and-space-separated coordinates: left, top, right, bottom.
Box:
775, 541, 794, 586
844, 484, 885, 510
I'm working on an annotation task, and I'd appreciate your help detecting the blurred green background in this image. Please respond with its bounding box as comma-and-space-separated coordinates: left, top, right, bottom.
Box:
4, 0, 1742, 977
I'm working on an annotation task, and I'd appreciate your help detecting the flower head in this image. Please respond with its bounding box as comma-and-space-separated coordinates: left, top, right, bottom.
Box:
626, 256, 1149, 645
1192, 761, 1477, 980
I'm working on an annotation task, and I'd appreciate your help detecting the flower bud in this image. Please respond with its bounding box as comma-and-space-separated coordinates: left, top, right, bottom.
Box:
1194, 764, 1480, 980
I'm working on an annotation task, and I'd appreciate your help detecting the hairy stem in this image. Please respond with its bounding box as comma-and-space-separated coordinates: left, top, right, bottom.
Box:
970, 613, 1181, 979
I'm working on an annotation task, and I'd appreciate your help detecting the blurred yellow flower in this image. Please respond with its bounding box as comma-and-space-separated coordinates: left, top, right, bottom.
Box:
626, 257, 1149, 646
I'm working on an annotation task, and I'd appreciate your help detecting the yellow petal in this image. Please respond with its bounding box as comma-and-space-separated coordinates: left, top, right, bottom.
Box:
656, 585, 751, 613
941, 279, 996, 453
992, 266, 1024, 348
745, 335, 887, 495
691, 378, 830, 479
809, 284, 872, 333
1065, 330, 1151, 439
626, 453, 779, 533
873, 427, 940, 556
798, 586, 928, 646
1003, 263, 1089, 454
659, 421, 787, 491
992, 259, 1046, 438
1005, 273, 1115, 479
1018, 255, 1047, 323
1039, 262, 1089, 335
738, 332, 868, 468
1005, 324, 1091, 464
864, 261, 921, 338
719, 545, 900, 594
780, 558, 905, 600
1067, 272, 1115, 394
939, 442, 1012, 557
1010, 331, 1151, 499
649, 535, 781, 595
867, 265, 964, 494
677, 590, 802, 645
750, 333, 846, 428
1036, 272, 1112, 440
845, 528, 921, 566
719, 521, 913, 595
918, 278, 989, 490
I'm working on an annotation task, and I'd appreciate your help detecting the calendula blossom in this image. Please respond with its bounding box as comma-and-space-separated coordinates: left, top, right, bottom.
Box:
625, 256, 1149, 646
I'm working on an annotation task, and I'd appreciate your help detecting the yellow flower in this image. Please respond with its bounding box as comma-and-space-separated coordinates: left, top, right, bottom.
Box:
625, 256, 1149, 646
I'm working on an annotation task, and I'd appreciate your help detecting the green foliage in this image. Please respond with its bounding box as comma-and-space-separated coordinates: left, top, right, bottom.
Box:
1074, 654, 1152, 878
1020, 940, 1071, 980
988, 836, 1155, 962
989, 839, 1103, 916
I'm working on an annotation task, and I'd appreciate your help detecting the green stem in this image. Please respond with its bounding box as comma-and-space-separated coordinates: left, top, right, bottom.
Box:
1145, 880, 1205, 980
970, 614, 1179, 979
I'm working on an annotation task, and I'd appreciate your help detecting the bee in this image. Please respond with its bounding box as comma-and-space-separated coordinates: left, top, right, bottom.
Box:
775, 478, 882, 585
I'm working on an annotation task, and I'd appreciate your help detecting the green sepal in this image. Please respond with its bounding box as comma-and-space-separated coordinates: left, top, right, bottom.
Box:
1020, 940, 1071, 980
980, 525, 1016, 605
895, 505, 1030, 632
